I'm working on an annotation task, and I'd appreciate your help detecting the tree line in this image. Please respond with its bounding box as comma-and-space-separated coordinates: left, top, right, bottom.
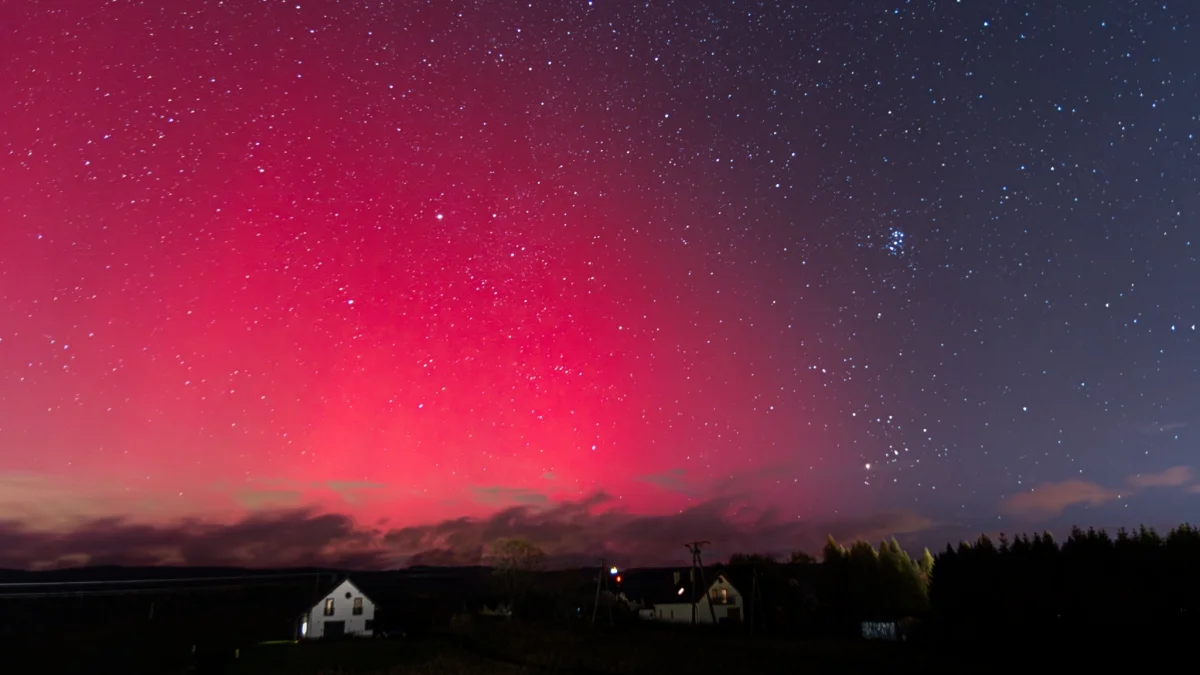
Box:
726, 523, 1200, 639
931, 524, 1200, 639
482, 523, 1200, 639
725, 537, 932, 637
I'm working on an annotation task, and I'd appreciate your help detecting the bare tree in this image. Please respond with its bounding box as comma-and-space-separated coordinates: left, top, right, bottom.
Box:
490, 538, 546, 610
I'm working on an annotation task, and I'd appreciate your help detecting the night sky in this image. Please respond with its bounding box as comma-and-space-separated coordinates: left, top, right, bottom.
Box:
1, 0, 1198, 570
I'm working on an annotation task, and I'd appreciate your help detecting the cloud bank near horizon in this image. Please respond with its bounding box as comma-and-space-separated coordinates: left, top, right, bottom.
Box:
999, 466, 1196, 520
0, 492, 935, 571
6, 464, 1198, 571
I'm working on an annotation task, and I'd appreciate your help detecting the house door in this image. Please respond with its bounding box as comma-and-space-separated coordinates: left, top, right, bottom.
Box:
324, 620, 346, 637
726, 608, 741, 623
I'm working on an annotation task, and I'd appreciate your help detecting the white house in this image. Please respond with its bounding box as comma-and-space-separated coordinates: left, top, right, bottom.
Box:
644, 572, 743, 624
298, 578, 376, 639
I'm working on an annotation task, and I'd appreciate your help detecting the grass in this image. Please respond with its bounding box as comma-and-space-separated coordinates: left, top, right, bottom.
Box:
223, 623, 931, 675
15, 610, 1152, 674
14, 619, 1159, 675
231, 641, 537, 675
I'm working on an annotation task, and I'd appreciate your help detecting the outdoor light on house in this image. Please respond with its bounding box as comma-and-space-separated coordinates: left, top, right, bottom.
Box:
296, 578, 376, 640
610, 566, 619, 575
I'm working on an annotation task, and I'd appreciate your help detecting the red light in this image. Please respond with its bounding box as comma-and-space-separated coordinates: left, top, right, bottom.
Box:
615, 575, 621, 583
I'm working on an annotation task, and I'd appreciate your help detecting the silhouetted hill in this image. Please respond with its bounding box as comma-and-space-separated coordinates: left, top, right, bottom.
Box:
0, 565, 333, 583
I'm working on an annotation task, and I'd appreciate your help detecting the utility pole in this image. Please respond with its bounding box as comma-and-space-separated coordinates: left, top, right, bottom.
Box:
591, 558, 614, 626
684, 541, 718, 625
591, 558, 603, 625
750, 569, 764, 634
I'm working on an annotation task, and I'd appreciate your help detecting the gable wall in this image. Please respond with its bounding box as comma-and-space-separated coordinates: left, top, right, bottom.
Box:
707, 575, 742, 607
304, 579, 376, 638
647, 577, 742, 624
651, 598, 738, 624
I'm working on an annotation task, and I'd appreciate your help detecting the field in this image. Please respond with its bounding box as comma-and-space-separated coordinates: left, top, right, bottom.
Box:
7, 606, 956, 675
229, 628, 921, 675
3, 563, 1180, 675
14, 615, 1148, 675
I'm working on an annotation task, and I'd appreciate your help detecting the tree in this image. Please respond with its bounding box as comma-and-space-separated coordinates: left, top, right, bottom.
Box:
729, 552, 777, 566
815, 536, 852, 636
846, 540, 881, 620
973, 534, 997, 555
789, 550, 817, 564
491, 537, 547, 572
876, 538, 927, 618
928, 521, 1200, 641
918, 547, 935, 582
822, 535, 846, 564
877, 539, 902, 618
489, 538, 546, 611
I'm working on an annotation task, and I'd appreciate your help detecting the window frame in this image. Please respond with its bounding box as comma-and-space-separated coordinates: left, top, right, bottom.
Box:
353, 597, 364, 615
324, 598, 335, 616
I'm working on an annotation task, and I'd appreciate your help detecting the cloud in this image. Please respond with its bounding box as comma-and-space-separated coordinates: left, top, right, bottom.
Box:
1001, 479, 1122, 519
404, 546, 486, 567
235, 488, 304, 510
824, 511, 936, 544
0, 472, 70, 520
1000, 468, 1196, 520
214, 477, 391, 509
635, 464, 782, 498
0, 509, 391, 571
470, 486, 550, 508
0, 471, 218, 527
385, 492, 934, 568
0, 493, 935, 570
637, 467, 694, 495
1126, 466, 1192, 488
324, 480, 388, 505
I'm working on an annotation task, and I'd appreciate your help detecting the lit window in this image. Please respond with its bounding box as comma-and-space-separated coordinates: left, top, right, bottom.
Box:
721, 588, 728, 604
353, 597, 363, 615
324, 598, 334, 616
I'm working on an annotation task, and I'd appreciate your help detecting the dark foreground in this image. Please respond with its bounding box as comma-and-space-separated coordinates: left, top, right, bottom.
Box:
11, 618, 1178, 675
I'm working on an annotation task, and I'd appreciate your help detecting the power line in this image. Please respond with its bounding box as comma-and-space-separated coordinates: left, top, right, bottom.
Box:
0, 581, 309, 600
0, 571, 321, 589
590, 558, 614, 626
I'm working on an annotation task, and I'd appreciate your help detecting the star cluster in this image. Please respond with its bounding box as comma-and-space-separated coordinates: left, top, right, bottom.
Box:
1, 0, 1197, 538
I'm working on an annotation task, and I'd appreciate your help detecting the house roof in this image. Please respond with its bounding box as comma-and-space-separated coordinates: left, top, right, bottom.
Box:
620, 567, 739, 606
620, 562, 823, 608
296, 576, 394, 617
295, 568, 500, 618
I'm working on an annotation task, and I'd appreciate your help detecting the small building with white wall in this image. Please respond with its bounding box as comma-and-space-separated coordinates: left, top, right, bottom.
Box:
638, 571, 744, 624
298, 578, 376, 639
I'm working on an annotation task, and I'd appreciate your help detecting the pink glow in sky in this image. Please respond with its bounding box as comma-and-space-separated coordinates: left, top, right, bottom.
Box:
6, 0, 1194, 569
0, 1, 866, 568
